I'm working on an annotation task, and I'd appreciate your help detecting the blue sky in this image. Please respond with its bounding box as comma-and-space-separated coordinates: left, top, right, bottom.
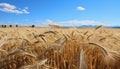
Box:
0, 0, 120, 26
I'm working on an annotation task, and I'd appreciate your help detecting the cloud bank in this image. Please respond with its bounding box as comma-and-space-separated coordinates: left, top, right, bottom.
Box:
40, 19, 112, 27
0, 3, 29, 14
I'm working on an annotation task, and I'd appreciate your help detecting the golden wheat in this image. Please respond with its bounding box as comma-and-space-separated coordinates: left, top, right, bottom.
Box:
0, 27, 119, 69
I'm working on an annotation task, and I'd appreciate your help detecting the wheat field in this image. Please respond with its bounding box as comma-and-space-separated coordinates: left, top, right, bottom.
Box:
0, 27, 120, 69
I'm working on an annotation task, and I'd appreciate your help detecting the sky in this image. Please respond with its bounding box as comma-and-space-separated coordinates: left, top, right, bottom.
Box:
0, 0, 120, 26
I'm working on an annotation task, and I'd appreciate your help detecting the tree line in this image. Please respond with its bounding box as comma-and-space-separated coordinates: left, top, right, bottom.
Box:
0, 25, 35, 28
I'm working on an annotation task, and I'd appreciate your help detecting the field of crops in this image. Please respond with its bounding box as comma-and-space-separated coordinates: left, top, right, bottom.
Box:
0, 27, 120, 69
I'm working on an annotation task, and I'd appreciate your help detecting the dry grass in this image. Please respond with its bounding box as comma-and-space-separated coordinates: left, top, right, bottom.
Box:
0, 27, 119, 69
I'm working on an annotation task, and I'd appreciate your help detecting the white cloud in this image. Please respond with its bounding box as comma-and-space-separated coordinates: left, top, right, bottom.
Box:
41, 19, 112, 27
39, 19, 56, 27
77, 6, 85, 11
0, 3, 29, 14
24, 7, 28, 10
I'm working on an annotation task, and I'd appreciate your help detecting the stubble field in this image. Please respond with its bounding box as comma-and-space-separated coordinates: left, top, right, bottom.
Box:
0, 27, 120, 69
